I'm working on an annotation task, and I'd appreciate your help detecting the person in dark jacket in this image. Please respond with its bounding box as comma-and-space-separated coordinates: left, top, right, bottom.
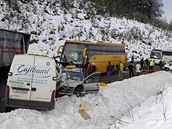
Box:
140, 58, 144, 70
91, 62, 96, 74
128, 61, 135, 77
131, 56, 134, 63
106, 61, 113, 83
87, 62, 92, 76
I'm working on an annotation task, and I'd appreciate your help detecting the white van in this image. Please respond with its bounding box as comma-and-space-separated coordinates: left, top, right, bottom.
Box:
6, 54, 57, 110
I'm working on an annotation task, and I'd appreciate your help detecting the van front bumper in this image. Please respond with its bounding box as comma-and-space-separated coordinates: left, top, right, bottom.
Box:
6, 98, 55, 110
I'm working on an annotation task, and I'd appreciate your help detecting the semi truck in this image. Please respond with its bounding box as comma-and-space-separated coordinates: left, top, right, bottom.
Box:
0, 29, 30, 112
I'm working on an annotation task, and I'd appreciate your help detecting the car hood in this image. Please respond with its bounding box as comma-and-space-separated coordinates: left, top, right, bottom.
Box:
65, 79, 82, 88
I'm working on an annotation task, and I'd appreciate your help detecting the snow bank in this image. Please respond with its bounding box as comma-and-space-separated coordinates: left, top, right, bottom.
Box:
101, 71, 172, 119
0, 71, 172, 129
110, 77, 172, 129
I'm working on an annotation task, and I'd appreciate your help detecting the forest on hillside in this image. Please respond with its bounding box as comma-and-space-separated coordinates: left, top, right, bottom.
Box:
3, 0, 172, 31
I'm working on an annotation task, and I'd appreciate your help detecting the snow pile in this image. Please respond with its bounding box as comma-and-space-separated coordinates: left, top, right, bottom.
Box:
100, 71, 172, 119
0, 71, 172, 129
111, 78, 172, 129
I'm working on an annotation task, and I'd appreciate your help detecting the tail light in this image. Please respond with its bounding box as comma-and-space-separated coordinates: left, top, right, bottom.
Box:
51, 90, 56, 100
5, 85, 10, 97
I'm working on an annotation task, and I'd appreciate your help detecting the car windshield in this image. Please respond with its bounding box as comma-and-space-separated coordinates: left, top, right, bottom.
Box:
65, 71, 83, 81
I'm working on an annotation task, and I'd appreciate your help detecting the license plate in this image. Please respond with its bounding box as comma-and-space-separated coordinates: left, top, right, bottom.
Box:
13, 89, 28, 94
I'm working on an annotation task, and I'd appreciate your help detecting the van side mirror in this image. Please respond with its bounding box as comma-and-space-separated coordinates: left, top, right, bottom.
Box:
52, 77, 57, 81
8, 72, 13, 76
84, 80, 89, 83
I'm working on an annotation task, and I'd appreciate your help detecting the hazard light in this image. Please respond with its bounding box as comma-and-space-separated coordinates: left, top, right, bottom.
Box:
65, 65, 76, 69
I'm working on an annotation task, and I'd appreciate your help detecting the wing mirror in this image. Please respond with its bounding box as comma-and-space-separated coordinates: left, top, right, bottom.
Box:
84, 80, 89, 83
8, 72, 13, 76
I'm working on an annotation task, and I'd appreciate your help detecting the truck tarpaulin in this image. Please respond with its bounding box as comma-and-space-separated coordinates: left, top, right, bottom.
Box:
0, 30, 29, 66
0, 29, 30, 112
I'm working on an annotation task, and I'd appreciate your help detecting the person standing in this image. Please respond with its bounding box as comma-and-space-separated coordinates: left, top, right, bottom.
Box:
159, 60, 165, 70
128, 61, 135, 77
91, 62, 97, 74
145, 59, 149, 67
131, 56, 134, 63
87, 62, 92, 75
119, 61, 124, 80
135, 62, 141, 76
149, 60, 155, 72
106, 61, 113, 83
116, 64, 120, 80
140, 58, 144, 70
143, 58, 149, 73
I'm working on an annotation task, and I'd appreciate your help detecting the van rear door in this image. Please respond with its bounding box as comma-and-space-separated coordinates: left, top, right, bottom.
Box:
8, 55, 34, 101
30, 56, 56, 102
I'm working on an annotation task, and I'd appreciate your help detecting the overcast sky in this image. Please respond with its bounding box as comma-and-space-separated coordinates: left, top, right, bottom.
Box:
162, 0, 172, 22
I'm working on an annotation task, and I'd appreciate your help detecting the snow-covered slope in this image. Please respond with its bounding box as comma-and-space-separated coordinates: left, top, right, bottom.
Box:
1, 1, 172, 129
0, 1, 172, 59
0, 72, 172, 129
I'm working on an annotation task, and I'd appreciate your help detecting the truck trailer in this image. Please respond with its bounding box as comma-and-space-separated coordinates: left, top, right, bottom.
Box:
0, 29, 30, 112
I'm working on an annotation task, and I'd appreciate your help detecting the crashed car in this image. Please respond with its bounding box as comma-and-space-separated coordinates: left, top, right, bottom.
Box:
56, 68, 101, 97
163, 61, 172, 72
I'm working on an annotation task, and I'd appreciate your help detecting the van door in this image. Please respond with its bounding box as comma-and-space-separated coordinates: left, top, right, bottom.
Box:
83, 72, 101, 94
30, 56, 56, 102
8, 55, 34, 100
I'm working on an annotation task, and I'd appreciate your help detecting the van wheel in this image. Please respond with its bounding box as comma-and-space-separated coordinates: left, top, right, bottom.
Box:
74, 85, 84, 96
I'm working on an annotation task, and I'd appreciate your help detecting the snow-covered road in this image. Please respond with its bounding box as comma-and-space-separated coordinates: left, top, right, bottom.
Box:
0, 71, 172, 129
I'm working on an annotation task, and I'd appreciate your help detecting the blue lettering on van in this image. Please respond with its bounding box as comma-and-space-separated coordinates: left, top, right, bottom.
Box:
15, 65, 51, 78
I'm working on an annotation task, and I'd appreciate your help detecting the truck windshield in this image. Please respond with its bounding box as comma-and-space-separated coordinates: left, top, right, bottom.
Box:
162, 51, 172, 56
60, 43, 85, 65
150, 51, 162, 59
162, 51, 172, 63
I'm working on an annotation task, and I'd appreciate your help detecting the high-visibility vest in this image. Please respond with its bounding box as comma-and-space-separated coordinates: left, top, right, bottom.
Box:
150, 60, 155, 66
120, 63, 124, 72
